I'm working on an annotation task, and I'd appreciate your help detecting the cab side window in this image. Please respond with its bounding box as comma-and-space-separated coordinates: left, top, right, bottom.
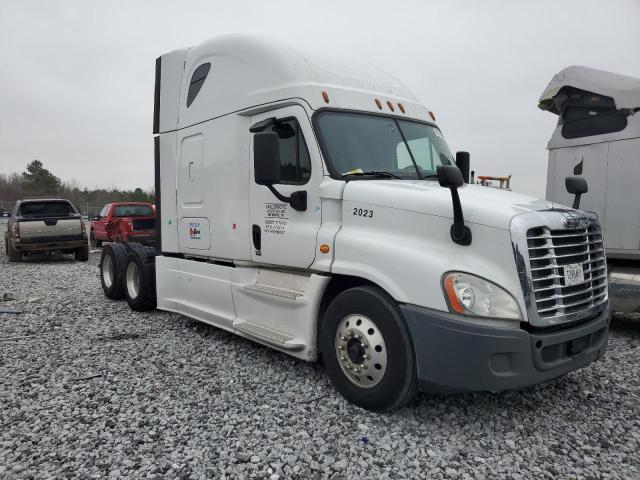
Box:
268, 119, 311, 185
99, 205, 109, 218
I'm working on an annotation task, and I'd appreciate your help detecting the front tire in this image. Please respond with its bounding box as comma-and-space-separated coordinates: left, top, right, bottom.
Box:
320, 286, 417, 412
124, 248, 157, 311
100, 243, 128, 299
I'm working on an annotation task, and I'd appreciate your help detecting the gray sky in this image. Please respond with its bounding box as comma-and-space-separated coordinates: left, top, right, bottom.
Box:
1, 0, 639, 197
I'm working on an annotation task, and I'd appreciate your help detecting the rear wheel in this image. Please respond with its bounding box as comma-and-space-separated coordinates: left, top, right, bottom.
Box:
90, 231, 102, 247
320, 286, 417, 411
7, 239, 21, 262
75, 244, 89, 262
100, 243, 127, 299
124, 248, 157, 311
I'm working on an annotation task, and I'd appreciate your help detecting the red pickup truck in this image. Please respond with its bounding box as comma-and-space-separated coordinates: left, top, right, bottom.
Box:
90, 202, 155, 247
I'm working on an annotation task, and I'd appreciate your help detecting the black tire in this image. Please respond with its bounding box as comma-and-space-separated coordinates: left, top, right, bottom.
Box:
75, 244, 89, 262
90, 231, 102, 247
7, 239, 21, 262
320, 286, 417, 412
124, 248, 157, 311
100, 243, 128, 299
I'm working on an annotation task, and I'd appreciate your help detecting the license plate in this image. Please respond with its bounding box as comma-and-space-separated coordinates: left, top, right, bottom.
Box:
564, 263, 585, 286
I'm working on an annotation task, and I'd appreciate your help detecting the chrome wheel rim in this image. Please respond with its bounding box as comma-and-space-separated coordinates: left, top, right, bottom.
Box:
102, 255, 113, 288
335, 314, 387, 388
126, 261, 140, 299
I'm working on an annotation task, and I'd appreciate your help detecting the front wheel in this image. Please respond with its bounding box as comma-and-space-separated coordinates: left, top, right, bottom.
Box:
320, 286, 417, 412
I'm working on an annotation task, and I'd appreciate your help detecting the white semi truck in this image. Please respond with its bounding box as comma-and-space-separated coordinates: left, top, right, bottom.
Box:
100, 35, 609, 411
539, 66, 640, 313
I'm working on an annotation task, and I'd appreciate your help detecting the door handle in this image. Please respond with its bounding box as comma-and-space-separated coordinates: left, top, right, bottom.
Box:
188, 161, 195, 181
252, 224, 261, 252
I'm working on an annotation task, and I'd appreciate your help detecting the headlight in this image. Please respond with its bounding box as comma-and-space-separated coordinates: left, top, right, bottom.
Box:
442, 272, 522, 320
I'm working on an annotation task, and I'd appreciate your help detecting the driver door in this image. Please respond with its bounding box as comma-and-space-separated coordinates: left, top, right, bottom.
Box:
249, 106, 323, 268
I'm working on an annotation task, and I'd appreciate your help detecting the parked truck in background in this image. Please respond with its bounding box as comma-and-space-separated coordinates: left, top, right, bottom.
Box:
99, 35, 610, 411
539, 66, 640, 314
4, 198, 88, 262
90, 202, 156, 247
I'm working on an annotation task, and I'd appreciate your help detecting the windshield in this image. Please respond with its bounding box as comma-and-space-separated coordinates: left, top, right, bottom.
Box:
112, 205, 153, 217
315, 111, 454, 179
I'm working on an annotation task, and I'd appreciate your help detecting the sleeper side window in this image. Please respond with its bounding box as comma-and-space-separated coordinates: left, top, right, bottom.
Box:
561, 107, 628, 139
268, 119, 311, 185
186, 63, 211, 108
559, 89, 628, 139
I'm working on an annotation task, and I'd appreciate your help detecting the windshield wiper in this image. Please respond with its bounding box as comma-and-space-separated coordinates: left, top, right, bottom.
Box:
343, 170, 401, 179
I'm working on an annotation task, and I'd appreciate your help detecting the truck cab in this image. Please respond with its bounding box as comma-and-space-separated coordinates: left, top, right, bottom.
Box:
101, 35, 609, 411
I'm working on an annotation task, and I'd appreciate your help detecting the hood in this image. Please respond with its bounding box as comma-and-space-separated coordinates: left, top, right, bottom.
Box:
343, 180, 553, 230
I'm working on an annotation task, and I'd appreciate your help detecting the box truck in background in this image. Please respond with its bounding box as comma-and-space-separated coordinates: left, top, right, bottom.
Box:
539, 66, 640, 314
99, 35, 609, 411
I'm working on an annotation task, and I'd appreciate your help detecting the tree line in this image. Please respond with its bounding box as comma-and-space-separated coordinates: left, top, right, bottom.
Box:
0, 160, 154, 215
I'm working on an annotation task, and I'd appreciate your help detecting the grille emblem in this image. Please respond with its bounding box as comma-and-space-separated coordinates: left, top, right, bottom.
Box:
562, 216, 590, 230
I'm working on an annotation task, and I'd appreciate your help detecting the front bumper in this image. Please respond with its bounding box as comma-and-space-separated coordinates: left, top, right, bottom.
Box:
401, 304, 609, 394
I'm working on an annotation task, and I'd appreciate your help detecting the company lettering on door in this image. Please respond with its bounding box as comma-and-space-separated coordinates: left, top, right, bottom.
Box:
264, 203, 288, 235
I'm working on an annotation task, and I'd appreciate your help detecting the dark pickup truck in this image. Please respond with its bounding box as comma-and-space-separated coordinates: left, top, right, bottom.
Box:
4, 199, 89, 262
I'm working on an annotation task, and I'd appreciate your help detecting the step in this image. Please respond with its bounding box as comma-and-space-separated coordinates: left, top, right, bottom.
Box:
234, 321, 305, 351
243, 283, 303, 300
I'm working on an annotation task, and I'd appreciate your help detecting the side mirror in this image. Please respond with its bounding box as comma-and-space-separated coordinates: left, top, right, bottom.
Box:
437, 165, 464, 188
252, 131, 307, 211
253, 132, 281, 185
565, 176, 588, 209
437, 165, 471, 246
455, 152, 470, 184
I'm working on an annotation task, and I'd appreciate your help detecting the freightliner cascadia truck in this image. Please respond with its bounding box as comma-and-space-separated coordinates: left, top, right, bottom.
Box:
99, 35, 609, 411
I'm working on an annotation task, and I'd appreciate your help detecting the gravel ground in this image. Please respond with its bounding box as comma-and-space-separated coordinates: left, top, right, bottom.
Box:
0, 249, 639, 480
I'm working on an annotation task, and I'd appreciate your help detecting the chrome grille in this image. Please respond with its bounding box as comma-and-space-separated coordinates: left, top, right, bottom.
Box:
526, 224, 607, 320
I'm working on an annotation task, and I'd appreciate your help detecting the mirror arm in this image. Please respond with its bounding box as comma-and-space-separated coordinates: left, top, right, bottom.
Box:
572, 193, 582, 210
266, 185, 307, 212
448, 187, 472, 246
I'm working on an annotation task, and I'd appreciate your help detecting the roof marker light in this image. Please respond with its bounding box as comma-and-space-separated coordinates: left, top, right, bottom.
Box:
387, 101, 395, 112
322, 91, 330, 104
398, 103, 405, 113
375, 98, 382, 109
428, 111, 436, 121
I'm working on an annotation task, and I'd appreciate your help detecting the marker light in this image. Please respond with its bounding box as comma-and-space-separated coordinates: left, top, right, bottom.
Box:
375, 99, 382, 110
386, 101, 395, 112
442, 272, 522, 320
322, 91, 330, 104
320, 244, 330, 254
428, 111, 436, 121
398, 103, 405, 113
